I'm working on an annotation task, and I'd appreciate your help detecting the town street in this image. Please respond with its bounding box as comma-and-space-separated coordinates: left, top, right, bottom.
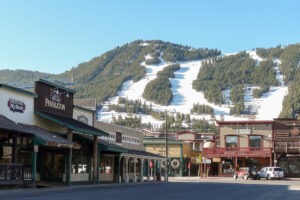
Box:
1, 178, 300, 200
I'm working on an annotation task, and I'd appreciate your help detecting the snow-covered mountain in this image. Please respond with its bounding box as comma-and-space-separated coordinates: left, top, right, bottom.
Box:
97, 47, 288, 127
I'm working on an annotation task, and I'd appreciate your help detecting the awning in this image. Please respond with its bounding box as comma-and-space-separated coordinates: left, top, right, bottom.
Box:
0, 114, 26, 134
72, 133, 128, 153
0, 114, 79, 149
18, 123, 80, 149
35, 111, 109, 137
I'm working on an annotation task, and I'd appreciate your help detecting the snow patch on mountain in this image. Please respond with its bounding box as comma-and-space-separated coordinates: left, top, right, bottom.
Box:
98, 50, 288, 126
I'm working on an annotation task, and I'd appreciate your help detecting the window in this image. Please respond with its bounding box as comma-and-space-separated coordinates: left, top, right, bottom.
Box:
249, 135, 262, 148
225, 136, 238, 149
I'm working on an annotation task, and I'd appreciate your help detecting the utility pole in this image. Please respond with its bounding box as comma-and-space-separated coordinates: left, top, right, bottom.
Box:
165, 110, 169, 181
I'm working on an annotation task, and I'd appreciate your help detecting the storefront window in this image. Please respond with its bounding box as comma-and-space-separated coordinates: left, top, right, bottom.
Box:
225, 136, 238, 149
222, 158, 234, 174
249, 135, 262, 148
100, 155, 113, 174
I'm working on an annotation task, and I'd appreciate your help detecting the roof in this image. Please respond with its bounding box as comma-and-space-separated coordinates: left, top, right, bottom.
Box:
0, 114, 79, 149
74, 98, 97, 111
216, 120, 273, 125
0, 115, 25, 133
72, 133, 128, 153
126, 149, 164, 158
18, 123, 79, 149
94, 121, 142, 137
0, 83, 36, 97
35, 111, 109, 137
38, 78, 76, 94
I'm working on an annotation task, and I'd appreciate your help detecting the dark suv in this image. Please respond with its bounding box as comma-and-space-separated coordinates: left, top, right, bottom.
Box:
233, 167, 258, 180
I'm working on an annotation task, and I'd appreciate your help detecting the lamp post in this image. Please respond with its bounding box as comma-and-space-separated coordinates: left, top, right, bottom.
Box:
165, 110, 169, 181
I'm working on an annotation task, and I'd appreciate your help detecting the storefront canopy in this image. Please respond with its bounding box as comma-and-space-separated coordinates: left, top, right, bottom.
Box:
18, 123, 80, 149
0, 114, 79, 149
35, 111, 109, 137
0, 114, 26, 134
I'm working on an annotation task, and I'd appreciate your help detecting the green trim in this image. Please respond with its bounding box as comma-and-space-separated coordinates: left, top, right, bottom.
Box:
99, 144, 128, 153
0, 84, 36, 97
39, 78, 76, 94
35, 111, 108, 137
32, 136, 47, 146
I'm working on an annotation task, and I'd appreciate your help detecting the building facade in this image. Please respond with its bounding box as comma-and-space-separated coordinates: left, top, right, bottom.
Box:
203, 121, 273, 176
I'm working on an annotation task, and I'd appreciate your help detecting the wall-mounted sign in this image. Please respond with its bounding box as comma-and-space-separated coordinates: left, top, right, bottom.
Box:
7, 98, 26, 113
45, 88, 66, 111
34, 81, 73, 118
77, 115, 88, 124
235, 128, 251, 135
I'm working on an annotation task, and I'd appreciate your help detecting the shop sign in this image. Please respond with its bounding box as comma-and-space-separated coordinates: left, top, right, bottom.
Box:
236, 128, 251, 135
45, 88, 66, 111
212, 158, 221, 162
7, 98, 26, 113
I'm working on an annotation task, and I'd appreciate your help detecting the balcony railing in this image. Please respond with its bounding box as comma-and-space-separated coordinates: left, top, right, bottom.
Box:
0, 164, 32, 185
203, 147, 272, 158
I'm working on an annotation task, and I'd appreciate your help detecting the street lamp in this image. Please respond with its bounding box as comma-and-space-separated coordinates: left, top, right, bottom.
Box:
165, 110, 169, 181
164, 109, 176, 181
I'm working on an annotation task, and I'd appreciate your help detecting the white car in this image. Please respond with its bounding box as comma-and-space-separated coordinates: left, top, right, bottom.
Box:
257, 167, 284, 180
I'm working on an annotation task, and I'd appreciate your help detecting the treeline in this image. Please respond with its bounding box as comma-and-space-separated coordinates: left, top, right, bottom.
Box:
143, 64, 180, 105
193, 52, 278, 114
108, 97, 153, 115
191, 103, 214, 115
279, 44, 300, 117
160, 42, 221, 62
112, 115, 143, 129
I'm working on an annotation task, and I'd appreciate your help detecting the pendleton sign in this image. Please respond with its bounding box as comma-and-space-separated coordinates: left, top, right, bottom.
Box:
34, 79, 75, 118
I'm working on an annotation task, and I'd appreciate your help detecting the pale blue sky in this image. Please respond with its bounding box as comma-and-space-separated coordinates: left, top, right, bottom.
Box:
0, 0, 299, 74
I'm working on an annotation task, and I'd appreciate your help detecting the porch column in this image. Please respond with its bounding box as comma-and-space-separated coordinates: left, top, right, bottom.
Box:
147, 159, 150, 181
125, 156, 129, 183
93, 135, 98, 184
140, 159, 144, 182
133, 158, 137, 182
180, 144, 183, 176
32, 141, 38, 185
66, 129, 73, 186
153, 160, 157, 181
118, 156, 122, 183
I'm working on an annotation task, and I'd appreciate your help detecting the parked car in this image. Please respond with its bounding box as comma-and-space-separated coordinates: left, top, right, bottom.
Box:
233, 167, 258, 180
257, 167, 284, 180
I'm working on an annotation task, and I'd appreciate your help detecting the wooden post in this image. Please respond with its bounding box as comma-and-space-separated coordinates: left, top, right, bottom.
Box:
66, 129, 73, 186
32, 141, 37, 186
93, 135, 98, 184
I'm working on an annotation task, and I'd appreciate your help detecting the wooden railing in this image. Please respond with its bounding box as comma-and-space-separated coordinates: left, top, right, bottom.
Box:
0, 164, 32, 185
203, 147, 272, 158
275, 141, 300, 153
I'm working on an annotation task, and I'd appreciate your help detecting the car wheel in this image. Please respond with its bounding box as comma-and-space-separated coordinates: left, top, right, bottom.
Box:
257, 175, 260, 180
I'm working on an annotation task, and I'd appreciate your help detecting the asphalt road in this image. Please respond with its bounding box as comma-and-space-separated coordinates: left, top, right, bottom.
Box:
0, 180, 300, 200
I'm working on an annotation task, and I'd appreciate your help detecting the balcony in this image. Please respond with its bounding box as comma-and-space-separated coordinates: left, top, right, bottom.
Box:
203, 147, 272, 158
0, 164, 32, 186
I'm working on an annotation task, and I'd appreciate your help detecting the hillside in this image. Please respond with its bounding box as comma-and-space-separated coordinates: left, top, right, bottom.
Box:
1, 40, 300, 131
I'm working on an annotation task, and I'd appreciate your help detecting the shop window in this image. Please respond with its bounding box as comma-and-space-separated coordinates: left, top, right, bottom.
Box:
225, 136, 238, 150
249, 135, 262, 149
100, 156, 113, 174
222, 158, 235, 174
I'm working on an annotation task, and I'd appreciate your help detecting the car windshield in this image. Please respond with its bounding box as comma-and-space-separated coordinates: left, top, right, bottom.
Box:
274, 168, 282, 171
